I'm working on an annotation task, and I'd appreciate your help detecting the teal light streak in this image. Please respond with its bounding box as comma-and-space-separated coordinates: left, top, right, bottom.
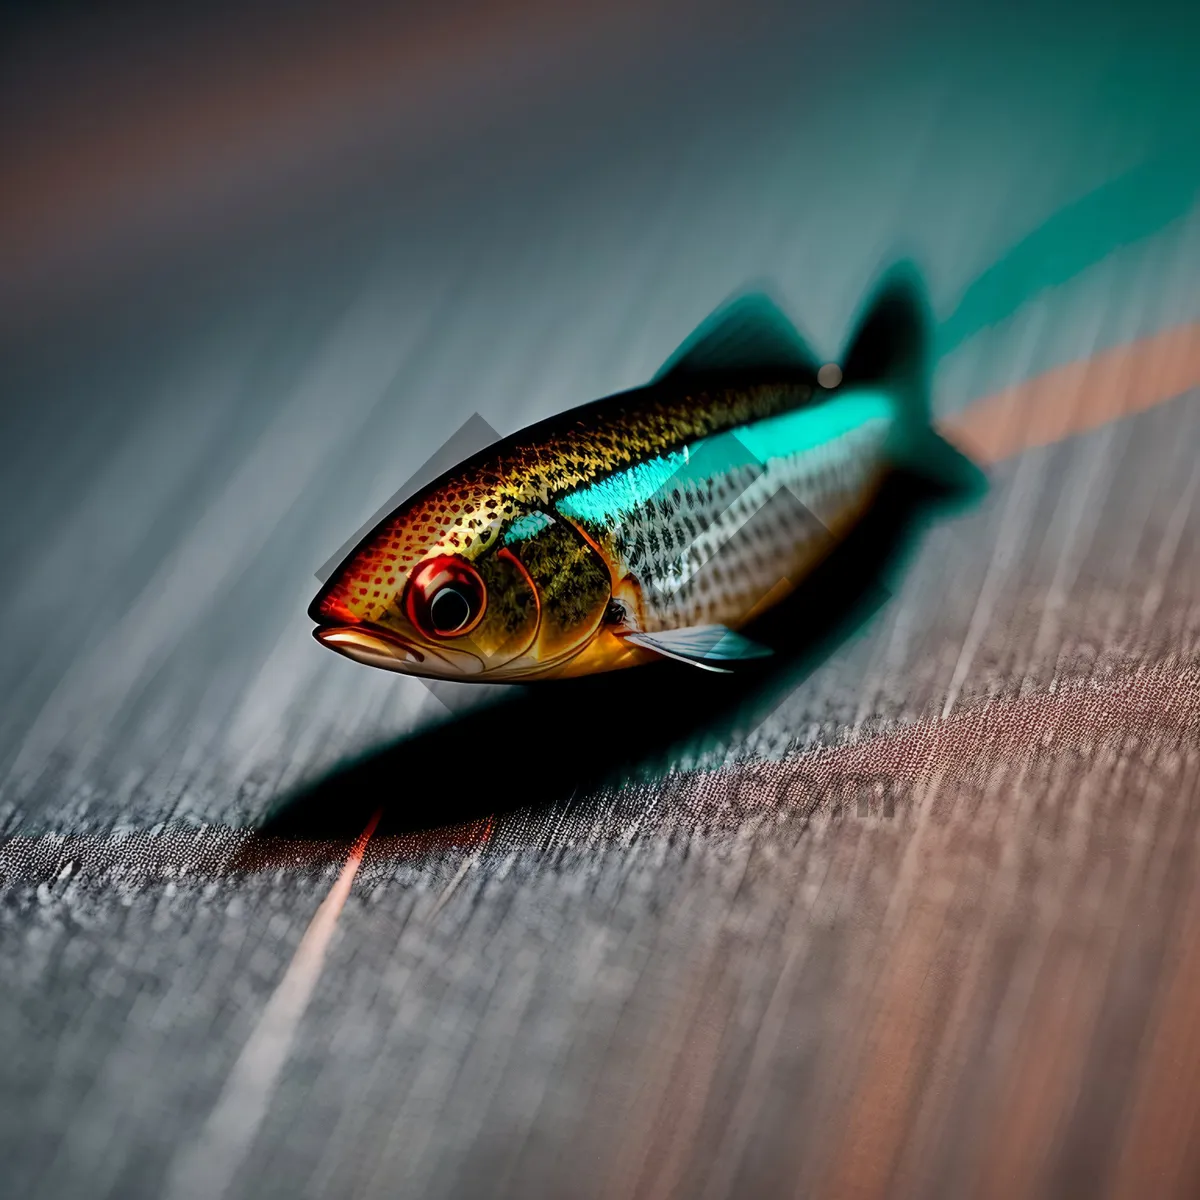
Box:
937, 139, 1200, 356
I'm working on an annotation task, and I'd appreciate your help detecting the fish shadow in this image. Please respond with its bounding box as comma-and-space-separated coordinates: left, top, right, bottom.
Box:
262, 471, 961, 840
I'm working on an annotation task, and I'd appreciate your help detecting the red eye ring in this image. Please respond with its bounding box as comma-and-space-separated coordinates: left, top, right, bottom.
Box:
403, 555, 487, 639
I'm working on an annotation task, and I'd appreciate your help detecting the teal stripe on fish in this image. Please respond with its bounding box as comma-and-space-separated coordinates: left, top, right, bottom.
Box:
503, 510, 556, 544
732, 390, 894, 464
555, 449, 690, 526
556, 389, 895, 527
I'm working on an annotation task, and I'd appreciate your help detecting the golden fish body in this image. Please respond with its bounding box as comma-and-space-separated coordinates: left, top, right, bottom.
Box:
310, 279, 983, 681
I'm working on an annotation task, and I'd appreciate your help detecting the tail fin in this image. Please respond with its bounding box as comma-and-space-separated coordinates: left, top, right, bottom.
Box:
842, 264, 987, 500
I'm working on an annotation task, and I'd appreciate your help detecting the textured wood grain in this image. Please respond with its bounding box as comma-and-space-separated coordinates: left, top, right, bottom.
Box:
3, 393, 1196, 1200
1, 3, 1199, 1198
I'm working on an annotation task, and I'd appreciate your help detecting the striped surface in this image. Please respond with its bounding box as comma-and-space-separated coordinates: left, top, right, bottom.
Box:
2, 1, 1199, 1197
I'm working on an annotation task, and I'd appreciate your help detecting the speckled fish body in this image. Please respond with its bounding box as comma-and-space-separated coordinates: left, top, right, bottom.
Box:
557, 387, 894, 640
310, 276, 984, 681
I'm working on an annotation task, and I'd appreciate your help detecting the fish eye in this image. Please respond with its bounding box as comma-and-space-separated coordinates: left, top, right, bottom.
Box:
430, 587, 472, 633
404, 555, 486, 639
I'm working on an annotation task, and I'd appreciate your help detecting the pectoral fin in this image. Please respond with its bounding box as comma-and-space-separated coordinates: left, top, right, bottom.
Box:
619, 625, 774, 672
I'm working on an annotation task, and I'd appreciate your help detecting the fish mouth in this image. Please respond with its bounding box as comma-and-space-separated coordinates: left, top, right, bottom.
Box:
312, 623, 487, 677
313, 624, 426, 670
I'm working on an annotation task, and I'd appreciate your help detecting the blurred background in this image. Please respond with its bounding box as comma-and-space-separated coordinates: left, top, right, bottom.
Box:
1, 0, 1198, 1196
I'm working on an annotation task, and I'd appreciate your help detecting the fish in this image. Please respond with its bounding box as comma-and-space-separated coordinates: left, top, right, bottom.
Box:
309, 268, 986, 681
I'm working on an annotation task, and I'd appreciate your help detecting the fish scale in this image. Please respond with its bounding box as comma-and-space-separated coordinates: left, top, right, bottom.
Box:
589, 420, 890, 631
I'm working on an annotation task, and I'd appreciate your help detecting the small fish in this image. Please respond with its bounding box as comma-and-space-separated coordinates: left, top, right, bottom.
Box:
310, 270, 985, 681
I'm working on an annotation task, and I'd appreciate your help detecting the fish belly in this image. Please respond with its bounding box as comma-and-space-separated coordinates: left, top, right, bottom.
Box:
616, 419, 891, 632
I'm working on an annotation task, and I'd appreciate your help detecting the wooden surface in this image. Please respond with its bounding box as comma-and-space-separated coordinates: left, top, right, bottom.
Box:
1, 3, 1199, 1197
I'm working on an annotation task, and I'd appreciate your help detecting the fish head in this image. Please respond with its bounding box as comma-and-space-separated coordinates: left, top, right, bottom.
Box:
310, 467, 614, 681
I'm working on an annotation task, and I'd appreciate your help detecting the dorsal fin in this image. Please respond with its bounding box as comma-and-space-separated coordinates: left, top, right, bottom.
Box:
651, 292, 820, 386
